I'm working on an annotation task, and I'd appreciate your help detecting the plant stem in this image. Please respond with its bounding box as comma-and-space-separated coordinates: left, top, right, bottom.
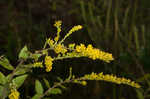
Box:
39, 79, 71, 99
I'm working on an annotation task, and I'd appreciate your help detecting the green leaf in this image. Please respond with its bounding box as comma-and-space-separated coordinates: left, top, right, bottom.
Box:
0, 72, 7, 85
0, 86, 4, 97
59, 85, 66, 89
13, 74, 28, 89
32, 94, 41, 99
43, 78, 50, 88
6, 74, 11, 81
15, 68, 30, 76
35, 80, 44, 94
0, 57, 14, 70
19, 46, 30, 59
135, 89, 144, 99
47, 88, 62, 95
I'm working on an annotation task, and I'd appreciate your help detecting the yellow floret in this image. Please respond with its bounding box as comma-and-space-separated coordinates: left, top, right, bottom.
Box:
54, 21, 62, 42
81, 81, 87, 86
33, 62, 43, 68
54, 20, 62, 27
45, 56, 53, 72
9, 89, 20, 99
75, 44, 86, 53
54, 35, 60, 42
68, 25, 82, 34
47, 38, 54, 47
68, 43, 75, 50
54, 44, 67, 54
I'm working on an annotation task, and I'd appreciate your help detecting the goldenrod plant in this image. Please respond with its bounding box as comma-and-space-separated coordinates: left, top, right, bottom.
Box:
0, 21, 140, 99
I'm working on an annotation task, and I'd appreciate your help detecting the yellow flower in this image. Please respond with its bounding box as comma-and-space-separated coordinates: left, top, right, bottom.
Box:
75, 44, 86, 53
81, 81, 87, 86
68, 25, 82, 34
54, 44, 67, 54
45, 56, 53, 72
47, 38, 54, 47
82, 72, 141, 88
9, 89, 20, 99
54, 35, 59, 42
90, 72, 98, 79
75, 44, 114, 62
54, 21, 62, 42
59, 25, 83, 43
33, 62, 43, 68
54, 20, 62, 27
68, 43, 75, 50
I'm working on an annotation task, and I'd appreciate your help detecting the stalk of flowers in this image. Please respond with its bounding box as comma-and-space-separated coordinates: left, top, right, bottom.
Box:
53, 43, 114, 63
39, 71, 141, 98
54, 20, 62, 43
43, 20, 113, 62
59, 25, 82, 44
75, 44, 114, 62
77, 72, 141, 88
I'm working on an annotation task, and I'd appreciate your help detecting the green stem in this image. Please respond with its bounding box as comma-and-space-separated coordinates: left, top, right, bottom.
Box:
39, 79, 74, 99
54, 55, 83, 60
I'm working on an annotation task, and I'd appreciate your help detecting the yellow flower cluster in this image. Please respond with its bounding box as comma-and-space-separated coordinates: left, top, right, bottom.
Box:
54, 21, 62, 42
33, 62, 43, 68
82, 72, 140, 88
54, 44, 67, 54
45, 56, 53, 72
47, 38, 54, 47
68, 25, 82, 34
75, 44, 114, 62
54, 20, 62, 27
9, 89, 20, 99
59, 25, 83, 44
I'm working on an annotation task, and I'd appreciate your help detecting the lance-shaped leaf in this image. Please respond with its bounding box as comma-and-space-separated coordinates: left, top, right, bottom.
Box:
43, 78, 50, 88
13, 74, 28, 89
0, 57, 14, 70
35, 80, 44, 94
0, 72, 7, 85
135, 89, 144, 99
15, 67, 31, 76
19, 46, 30, 59
32, 94, 41, 99
47, 88, 62, 95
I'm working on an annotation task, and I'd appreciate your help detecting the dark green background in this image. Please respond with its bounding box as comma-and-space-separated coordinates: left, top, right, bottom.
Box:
0, 0, 150, 99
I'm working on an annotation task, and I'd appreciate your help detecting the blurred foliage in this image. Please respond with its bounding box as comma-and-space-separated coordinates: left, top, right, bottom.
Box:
0, 0, 150, 99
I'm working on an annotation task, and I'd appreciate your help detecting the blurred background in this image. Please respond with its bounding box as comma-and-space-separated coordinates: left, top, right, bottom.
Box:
0, 0, 150, 99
